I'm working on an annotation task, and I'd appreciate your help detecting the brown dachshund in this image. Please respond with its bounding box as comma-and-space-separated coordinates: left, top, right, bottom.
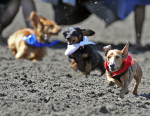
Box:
103, 43, 143, 99
7, 12, 61, 61
63, 27, 105, 76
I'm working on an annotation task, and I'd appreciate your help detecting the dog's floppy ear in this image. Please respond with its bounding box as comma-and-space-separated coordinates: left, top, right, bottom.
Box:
36, 18, 45, 32
103, 45, 111, 56
121, 43, 129, 59
81, 29, 95, 36
30, 11, 39, 28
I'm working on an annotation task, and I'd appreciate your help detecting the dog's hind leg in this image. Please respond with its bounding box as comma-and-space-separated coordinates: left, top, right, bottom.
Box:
85, 61, 91, 75
132, 75, 141, 95
132, 74, 142, 95
98, 61, 106, 76
96, 53, 106, 76
132, 64, 142, 95
96, 68, 105, 76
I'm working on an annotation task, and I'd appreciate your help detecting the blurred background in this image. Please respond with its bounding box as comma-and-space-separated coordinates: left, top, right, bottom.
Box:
2, 0, 150, 46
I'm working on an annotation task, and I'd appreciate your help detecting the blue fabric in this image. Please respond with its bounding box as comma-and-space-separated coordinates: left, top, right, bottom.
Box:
100, 0, 150, 20
22, 34, 59, 47
42, 0, 76, 6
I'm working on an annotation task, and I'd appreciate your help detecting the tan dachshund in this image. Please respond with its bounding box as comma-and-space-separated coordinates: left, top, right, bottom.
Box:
103, 43, 142, 99
7, 12, 61, 61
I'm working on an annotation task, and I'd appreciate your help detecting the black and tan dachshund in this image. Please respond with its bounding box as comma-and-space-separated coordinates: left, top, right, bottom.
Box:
63, 27, 105, 76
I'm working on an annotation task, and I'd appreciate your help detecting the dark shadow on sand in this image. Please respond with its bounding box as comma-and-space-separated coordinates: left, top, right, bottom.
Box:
135, 93, 150, 100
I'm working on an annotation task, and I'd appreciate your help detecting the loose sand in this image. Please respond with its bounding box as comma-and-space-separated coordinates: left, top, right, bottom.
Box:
0, 0, 150, 115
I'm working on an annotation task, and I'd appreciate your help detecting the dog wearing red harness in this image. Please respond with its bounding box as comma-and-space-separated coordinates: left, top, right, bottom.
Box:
103, 43, 143, 99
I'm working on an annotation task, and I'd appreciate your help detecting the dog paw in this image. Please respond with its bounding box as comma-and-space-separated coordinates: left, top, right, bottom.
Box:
132, 91, 138, 95
70, 61, 78, 71
125, 89, 129, 94
108, 81, 115, 86
84, 72, 90, 76
15, 53, 21, 59
32, 59, 37, 62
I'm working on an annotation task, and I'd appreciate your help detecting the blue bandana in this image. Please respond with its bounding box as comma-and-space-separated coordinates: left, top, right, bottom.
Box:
21, 34, 59, 47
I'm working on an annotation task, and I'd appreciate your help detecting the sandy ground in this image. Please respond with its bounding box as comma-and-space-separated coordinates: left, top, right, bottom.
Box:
0, 0, 150, 116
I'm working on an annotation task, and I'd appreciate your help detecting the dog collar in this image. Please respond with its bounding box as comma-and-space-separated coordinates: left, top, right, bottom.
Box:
21, 34, 59, 47
104, 54, 135, 80
64, 36, 96, 56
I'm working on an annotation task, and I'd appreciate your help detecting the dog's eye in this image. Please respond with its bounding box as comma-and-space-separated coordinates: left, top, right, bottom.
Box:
116, 56, 120, 59
107, 56, 110, 59
49, 25, 54, 29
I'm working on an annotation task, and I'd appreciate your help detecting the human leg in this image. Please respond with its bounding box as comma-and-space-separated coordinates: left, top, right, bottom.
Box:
134, 5, 145, 49
21, 0, 36, 28
0, 0, 20, 34
83, 0, 118, 26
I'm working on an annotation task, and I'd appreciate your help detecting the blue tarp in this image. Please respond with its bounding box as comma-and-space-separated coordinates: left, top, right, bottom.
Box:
100, 0, 150, 20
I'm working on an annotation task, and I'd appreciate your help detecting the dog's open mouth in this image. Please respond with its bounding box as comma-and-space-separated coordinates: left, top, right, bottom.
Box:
68, 40, 75, 45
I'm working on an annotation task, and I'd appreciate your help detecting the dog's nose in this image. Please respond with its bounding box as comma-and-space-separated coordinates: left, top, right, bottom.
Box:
110, 64, 115, 69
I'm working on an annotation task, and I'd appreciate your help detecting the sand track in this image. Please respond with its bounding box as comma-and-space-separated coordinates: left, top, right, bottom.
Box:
1, 0, 150, 115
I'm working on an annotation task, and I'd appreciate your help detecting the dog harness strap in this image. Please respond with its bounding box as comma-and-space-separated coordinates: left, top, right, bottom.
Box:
128, 67, 131, 82
128, 65, 134, 83
131, 65, 133, 72
111, 68, 129, 83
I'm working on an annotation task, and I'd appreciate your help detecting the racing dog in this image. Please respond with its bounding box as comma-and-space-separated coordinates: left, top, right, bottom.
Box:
103, 43, 143, 99
63, 27, 105, 76
7, 11, 61, 61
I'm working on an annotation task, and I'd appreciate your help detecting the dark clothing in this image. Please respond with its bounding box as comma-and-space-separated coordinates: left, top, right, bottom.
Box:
52, 0, 91, 25
0, 0, 11, 4
52, 0, 150, 26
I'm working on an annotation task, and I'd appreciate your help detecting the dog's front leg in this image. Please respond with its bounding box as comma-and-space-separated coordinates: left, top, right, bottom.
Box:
119, 86, 125, 99
15, 52, 24, 59
119, 77, 128, 99
68, 57, 78, 71
106, 71, 115, 86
